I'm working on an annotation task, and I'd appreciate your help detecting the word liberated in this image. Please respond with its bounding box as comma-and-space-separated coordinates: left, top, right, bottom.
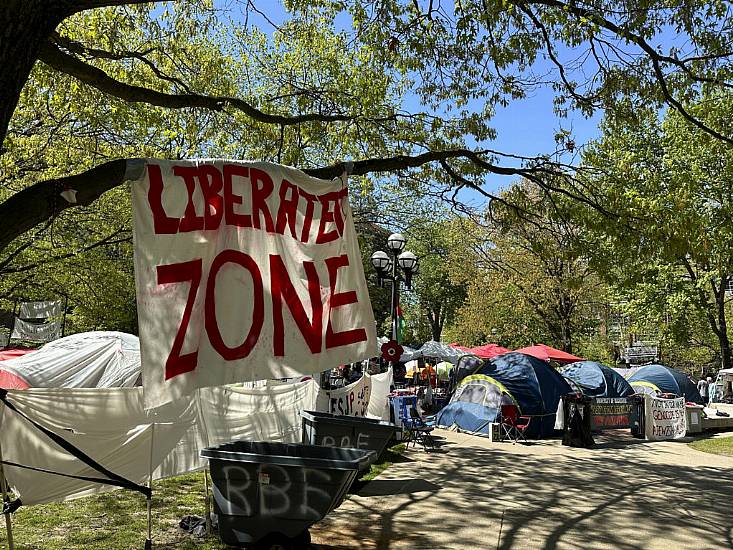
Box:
132, 159, 377, 408
147, 163, 347, 244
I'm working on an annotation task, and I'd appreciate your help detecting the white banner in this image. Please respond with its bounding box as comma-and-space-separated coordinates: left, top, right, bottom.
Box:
19, 300, 62, 320
131, 160, 377, 408
10, 318, 61, 343
323, 375, 372, 417
645, 395, 687, 440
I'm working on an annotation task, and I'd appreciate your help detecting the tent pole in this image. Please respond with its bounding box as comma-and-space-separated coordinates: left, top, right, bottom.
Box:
203, 469, 211, 536
0, 412, 15, 550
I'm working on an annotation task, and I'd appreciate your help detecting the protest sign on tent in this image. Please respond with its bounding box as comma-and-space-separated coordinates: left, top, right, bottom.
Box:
131, 159, 377, 408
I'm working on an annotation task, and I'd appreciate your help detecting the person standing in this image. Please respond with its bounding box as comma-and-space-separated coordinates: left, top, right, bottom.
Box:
697, 376, 709, 404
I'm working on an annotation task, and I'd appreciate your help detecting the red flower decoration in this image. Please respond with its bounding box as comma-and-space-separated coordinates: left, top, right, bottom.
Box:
381, 340, 404, 362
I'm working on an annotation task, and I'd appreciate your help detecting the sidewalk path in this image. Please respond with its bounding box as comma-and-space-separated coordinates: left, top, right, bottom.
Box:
310, 430, 733, 550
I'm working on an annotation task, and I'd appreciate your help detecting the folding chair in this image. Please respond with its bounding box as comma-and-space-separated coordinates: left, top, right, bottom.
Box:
500, 404, 531, 444
405, 407, 436, 450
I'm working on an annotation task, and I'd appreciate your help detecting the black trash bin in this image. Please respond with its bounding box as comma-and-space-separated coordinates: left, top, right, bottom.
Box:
629, 395, 646, 438
562, 393, 594, 448
201, 440, 375, 549
301, 410, 397, 470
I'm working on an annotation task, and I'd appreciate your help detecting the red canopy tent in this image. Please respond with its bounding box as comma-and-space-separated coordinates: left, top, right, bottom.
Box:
0, 368, 30, 389
466, 343, 511, 359
514, 344, 581, 364
0, 349, 34, 362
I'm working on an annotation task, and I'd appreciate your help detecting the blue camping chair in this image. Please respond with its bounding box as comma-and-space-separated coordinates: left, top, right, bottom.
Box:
404, 406, 436, 450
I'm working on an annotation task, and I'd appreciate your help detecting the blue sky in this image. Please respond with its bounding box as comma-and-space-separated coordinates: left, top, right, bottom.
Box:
238, 2, 604, 205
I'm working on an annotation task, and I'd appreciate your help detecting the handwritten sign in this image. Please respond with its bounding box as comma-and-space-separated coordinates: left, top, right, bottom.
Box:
644, 395, 687, 440
590, 397, 632, 430
326, 376, 372, 417
132, 160, 377, 408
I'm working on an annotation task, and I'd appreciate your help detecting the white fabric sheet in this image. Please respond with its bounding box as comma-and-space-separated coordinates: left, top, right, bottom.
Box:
10, 318, 61, 343
366, 368, 393, 420
19, 300, 63, 320
0, 375, 390, 506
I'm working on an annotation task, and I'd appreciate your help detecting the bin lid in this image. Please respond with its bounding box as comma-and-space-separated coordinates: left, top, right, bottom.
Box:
201, 440, 376, 471
301, 410, 397, 431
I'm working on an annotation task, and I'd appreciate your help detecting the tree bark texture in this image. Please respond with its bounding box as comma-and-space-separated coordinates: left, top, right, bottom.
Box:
0, 2, 68, 146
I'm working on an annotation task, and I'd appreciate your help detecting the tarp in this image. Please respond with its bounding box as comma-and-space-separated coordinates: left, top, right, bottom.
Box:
466, 343, 510, 359
514, 344, 582, 364
440, 352, 572, 438
418, 340, 464, 363
627, 364, 703, 404
131, 159, 377, 409
561, 361, 635, 398
0, 370, 391, 506
0, 332, 141, 389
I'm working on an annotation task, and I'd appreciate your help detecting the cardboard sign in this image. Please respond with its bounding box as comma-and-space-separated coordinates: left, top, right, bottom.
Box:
132, 160, 377, 408
590, 397, 632, 430
645, 395, 687, 440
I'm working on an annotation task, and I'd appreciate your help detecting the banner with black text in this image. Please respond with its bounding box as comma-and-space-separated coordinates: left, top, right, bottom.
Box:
132, 159, 377, 408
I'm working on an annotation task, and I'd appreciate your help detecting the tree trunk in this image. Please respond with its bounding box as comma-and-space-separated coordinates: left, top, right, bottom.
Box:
716, 278, 732, 370
426, 304, 443, 342
0, 3, 67, 146
561, 318, 573, 354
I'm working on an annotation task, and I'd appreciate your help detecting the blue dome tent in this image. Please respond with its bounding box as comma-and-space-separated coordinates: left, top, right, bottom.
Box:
438, 352, 572, 438
627, 364, 703, 404
561, 361, 635, 398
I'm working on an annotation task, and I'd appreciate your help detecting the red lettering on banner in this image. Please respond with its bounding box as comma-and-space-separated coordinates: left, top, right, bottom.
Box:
299, 190, 317, 243
325, 254, 367, 348
199, 165, 224, 230
205, 250, 264, 360
147, 164, 180, 234
157, 259, 202, 379
223, 164, 252, 227
174, 166, 205, 232
270, 255, 323, 356
275, 180, 299, 239
250, 168, 275, 232
316, 191, 343, 244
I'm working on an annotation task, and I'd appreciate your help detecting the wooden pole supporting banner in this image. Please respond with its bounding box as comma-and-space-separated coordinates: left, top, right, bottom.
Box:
0, 410, 16, 550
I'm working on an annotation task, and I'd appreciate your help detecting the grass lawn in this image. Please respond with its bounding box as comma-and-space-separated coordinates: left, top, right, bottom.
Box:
0, 443, 405, 549
688, 435, 733, 457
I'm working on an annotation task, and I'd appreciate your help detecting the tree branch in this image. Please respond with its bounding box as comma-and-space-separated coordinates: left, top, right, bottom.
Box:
519, 0, 733, 145
38, 39, 353, 126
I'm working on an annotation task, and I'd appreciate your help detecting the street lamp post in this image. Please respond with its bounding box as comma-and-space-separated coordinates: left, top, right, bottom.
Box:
370, 233, 419, 357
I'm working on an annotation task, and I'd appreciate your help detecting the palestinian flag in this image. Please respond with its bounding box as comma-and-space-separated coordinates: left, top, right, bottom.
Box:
396, 303, 406, 344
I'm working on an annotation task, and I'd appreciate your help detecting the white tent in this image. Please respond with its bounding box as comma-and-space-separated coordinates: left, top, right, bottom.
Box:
0, 331, 141, 389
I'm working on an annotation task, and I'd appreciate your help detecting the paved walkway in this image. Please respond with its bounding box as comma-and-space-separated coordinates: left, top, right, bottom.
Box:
310, 430, 733, 550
